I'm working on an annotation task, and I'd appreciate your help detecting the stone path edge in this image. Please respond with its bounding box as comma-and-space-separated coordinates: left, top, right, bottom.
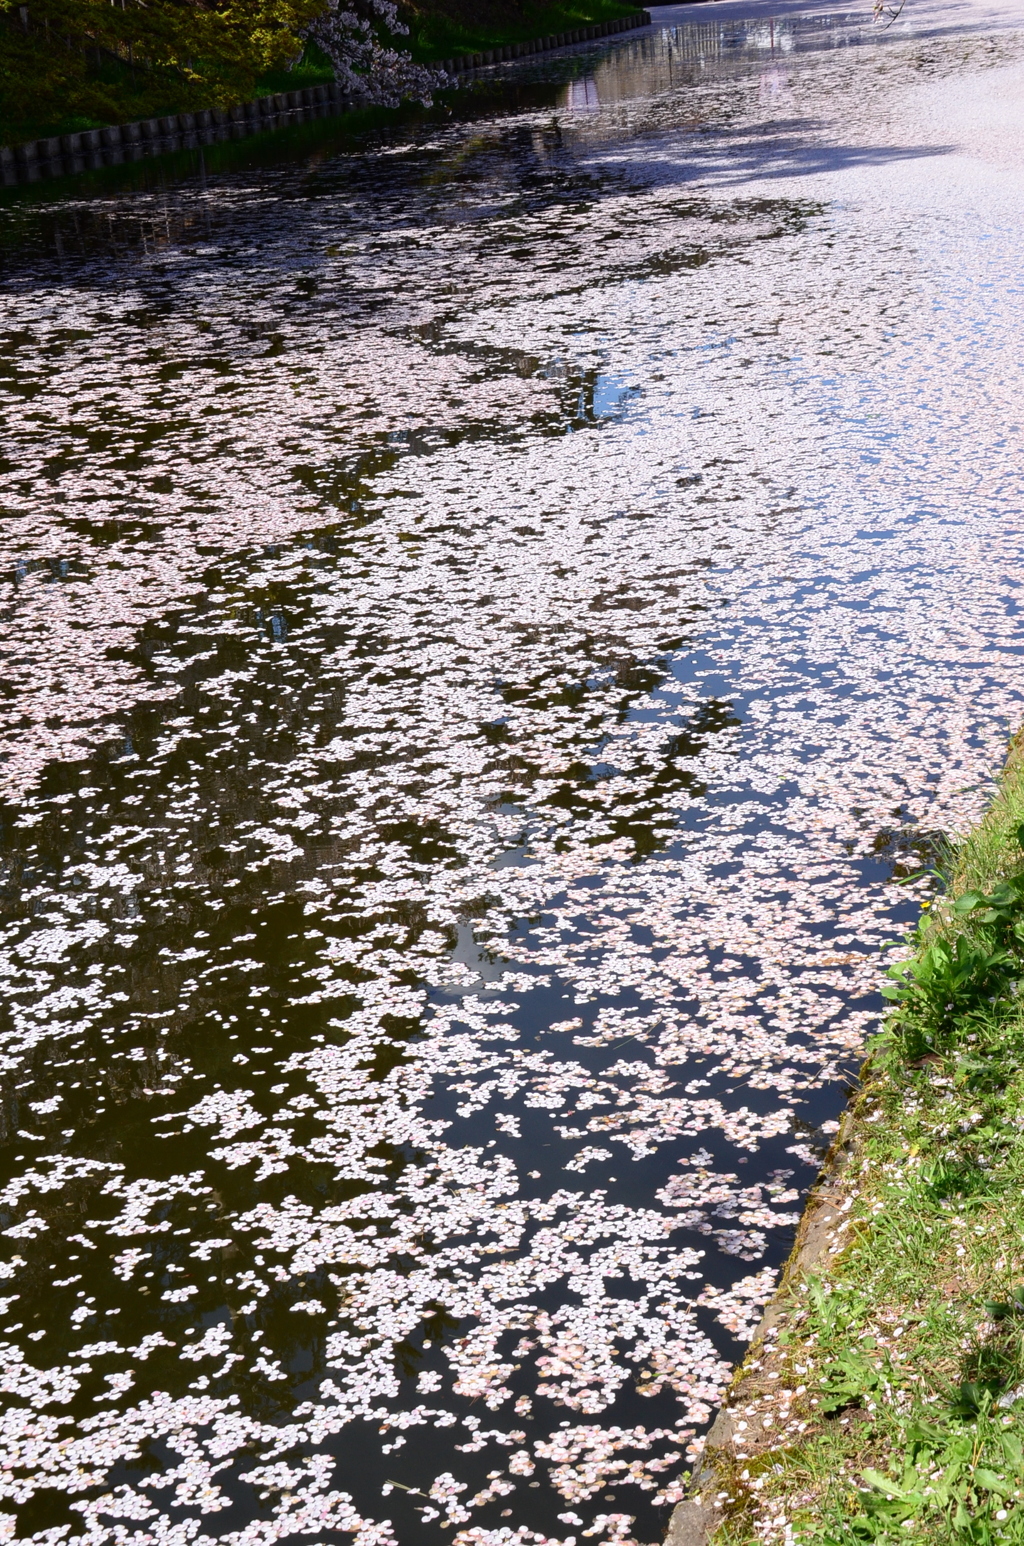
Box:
0, 9, 653, 186
665, 1107, 863, 1545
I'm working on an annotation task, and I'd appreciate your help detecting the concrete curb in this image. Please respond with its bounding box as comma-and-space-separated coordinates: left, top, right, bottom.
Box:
0, 10, 652, 187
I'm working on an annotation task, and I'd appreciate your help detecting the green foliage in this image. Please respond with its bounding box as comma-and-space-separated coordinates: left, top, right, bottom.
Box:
986, 1287, 1024, 1324
920, 1155, 996, 1206
1, 0, 644, 143
785, 1254, 1024, 1539
879, 820, 1024, 1064
800, 1415, 1024, 1544
736, 1010, 1024, 1540
705, 755, 1024, 1546
881, 924, 1010, 1058
817, 1345, 884, 1414
871, 771, 1024, 1059
0, 0, 326, 143
401, 0, 639, 62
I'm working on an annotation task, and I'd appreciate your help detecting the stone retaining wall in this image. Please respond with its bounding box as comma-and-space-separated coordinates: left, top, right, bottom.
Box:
0, 10, 651, 187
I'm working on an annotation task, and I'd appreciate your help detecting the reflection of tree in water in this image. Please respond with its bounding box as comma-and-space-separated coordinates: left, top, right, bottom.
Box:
493, 660, 739, 861
0, 496, 735, 1537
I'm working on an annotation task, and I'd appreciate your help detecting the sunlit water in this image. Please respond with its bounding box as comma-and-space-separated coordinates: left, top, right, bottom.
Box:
1, 4, 1024, 1543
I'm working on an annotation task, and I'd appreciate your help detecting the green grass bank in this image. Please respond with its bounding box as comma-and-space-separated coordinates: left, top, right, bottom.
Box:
675, 734, 1024, 1545
403, 0, 643, 60
0, 0, 643, 149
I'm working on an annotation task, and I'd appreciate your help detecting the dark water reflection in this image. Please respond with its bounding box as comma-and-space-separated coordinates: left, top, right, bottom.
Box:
0, 6, 1022, 1545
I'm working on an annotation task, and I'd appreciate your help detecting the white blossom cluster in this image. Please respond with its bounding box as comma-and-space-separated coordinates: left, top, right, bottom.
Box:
302, 0, 447, 108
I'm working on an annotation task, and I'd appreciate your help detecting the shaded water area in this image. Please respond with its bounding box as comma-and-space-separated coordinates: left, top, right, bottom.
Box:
1, 3, 1024, 1542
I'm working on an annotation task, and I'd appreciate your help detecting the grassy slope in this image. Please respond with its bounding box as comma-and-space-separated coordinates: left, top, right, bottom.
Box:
400, 0, 643, 60
696, 735, 1024, 1544
2, 0, 644, 145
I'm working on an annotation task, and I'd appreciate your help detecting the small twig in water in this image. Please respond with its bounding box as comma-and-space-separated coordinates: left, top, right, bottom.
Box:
873, 0, 907, 25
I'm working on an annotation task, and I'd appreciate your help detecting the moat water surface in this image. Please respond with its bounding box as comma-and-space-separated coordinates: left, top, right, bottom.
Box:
1, 3, 1024, 1542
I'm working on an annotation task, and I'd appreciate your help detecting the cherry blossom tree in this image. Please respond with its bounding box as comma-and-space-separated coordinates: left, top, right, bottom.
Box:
302, 0, 448, 105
